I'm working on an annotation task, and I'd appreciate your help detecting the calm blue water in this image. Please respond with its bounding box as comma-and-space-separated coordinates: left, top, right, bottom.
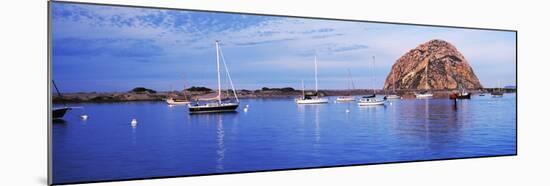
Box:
52, 94, 516, 184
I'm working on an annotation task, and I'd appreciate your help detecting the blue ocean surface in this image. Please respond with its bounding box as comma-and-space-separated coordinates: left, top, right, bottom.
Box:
52, 94, 516, 184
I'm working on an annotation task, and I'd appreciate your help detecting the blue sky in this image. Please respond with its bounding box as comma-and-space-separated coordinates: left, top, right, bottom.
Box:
51, 2, 516, 93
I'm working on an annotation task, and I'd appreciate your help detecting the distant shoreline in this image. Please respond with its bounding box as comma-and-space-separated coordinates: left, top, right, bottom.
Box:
52, 88, 515, 103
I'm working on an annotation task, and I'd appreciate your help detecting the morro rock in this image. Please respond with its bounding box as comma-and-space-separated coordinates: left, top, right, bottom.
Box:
383, 39, 482, 90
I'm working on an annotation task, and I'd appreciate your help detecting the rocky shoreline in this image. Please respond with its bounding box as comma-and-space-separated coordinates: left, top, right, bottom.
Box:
52, 87, 514, 103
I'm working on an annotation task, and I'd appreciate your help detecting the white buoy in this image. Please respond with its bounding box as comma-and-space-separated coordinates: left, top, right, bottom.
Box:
131, 119, 138, 127
345, 109, 350, 113
80, 115, 88, 120
245, 104, 249, 108
168, 104, 174, 108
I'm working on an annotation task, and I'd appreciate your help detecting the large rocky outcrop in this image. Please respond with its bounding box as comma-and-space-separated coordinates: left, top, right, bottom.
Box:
383, 39, 482, 90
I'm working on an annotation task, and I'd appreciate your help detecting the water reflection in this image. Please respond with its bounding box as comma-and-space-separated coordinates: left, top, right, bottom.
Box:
51, 96, 516, 183
216, 115, 225, 172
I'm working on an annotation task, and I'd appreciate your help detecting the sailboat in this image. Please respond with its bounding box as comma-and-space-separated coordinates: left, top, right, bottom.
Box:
166, 77, 191, 105
336, 69, 356, 102
415, 60, 434, 99
450, 83, 471, 99
188, 41, 239, 113
296, 56, 329, 104
384, 69, 401, 99
52, 80, 71, 119
491, 82, 504, 97
358, 56, 385, 106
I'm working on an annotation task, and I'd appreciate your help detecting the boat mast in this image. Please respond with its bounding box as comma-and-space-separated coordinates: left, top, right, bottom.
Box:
314, 56, 318, 93
215, 40, 222, 104
372, 56, 376, 95
302, 79, 305, 98
424, 61, 429, 90
52, 80, 67, 107
182, 75, 189, 100
393, 70, 396, 93
347, 68, 352, 95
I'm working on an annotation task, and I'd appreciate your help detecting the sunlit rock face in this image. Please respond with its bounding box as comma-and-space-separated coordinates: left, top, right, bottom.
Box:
384, 39, 482, 90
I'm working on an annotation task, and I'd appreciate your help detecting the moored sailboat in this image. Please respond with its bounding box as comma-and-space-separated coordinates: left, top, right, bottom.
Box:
415, 61, 434, 99
296, 56, 329, 104
336, 69, 356, 102
384, 69, 401, 99
166, 77, 191, 105
449, 84, 471, 99
189, 41, 239, 113
358, 56, 385, 106
491, 82, 504, 97
52, 80, 71, 119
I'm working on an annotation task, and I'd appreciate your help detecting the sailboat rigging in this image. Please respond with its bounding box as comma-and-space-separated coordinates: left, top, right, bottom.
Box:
491, 81, 504, 97
188, 41, 239, 113
296, 56, 329, 104
336, 69, 356, 102
52, 80, 71, 119
358, 56, 385, 106
385, 68, 401, 99
166, 75, 192, 105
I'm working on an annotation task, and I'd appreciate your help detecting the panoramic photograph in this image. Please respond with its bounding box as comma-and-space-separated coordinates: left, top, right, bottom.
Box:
50, 1, 517, 184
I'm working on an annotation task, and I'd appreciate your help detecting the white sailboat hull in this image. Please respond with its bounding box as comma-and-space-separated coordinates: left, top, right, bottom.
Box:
166, 98, 190, 105
415, 93, 434, 99
296, 98, 329, 104
385, 95, 401, 99
336, 96, 355, 102
357, 98, 385, 106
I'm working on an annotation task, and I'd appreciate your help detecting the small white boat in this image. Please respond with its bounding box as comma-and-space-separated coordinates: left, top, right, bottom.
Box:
166, 75, 192, 105
336, 96, 355, 102
165, 98, 190, 105
385, 70, 401, 99
415, 92, 434, 98
357, 96, 385, 106
385, 94, 401, 99
491, 82, 504, 98
336, 69, 356, 102
296, 56, 328, 105
296, 96, 329, 104
357, 56, 385, 106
